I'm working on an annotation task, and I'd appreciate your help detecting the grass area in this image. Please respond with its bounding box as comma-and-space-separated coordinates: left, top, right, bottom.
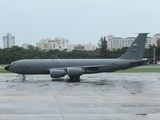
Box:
0, 64, 8, 66
117, 68, 160, 73
0, 64, 10, 73
0, 68, 11, 73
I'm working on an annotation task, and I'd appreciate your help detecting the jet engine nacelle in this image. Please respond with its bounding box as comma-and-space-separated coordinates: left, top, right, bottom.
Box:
67, 68, 84, 77
50, 69, 67, 78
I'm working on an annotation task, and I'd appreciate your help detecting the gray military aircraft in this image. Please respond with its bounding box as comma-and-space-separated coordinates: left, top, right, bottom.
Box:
5, 33, 148, 82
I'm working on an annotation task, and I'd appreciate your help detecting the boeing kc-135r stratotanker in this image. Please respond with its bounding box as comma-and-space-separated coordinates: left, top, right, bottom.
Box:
5, 33, 148, 82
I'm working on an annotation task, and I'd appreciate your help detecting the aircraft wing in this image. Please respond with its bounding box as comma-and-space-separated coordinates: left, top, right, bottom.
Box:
48, 64, 112, 73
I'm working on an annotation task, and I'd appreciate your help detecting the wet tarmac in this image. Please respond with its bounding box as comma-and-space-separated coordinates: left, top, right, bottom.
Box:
0, 73, 160, 120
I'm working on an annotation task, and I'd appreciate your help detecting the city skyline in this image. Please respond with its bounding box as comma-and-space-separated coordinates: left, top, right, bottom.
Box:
1, 32, 160, 49
0, 0, 160, 48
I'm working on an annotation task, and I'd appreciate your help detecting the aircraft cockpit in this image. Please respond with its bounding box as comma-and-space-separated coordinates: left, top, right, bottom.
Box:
5, 62, 16, 71
11, 62, 16, 66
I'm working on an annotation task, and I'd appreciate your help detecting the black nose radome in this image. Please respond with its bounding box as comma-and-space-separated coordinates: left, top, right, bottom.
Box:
5, 65, 10, 71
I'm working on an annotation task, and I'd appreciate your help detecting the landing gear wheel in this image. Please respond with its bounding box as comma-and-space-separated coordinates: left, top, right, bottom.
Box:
68, 76, 74, 82
68, 76, 80, 82
75, 76, 80, 82
76, 76, 80, 80
70, 77, 74, 80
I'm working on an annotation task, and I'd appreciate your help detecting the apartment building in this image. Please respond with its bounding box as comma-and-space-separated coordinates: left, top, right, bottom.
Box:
21, 43, 33, 49
67, 43, 97, 51
36, 38, 69, 51
107, 35, 124, 50
3, 33, 15, 48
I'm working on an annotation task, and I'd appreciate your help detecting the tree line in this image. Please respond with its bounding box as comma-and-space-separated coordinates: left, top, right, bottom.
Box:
0, 37, 160, 64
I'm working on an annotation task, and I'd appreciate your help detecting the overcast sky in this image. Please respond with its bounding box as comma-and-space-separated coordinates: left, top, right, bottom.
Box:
0, 0, 160, 48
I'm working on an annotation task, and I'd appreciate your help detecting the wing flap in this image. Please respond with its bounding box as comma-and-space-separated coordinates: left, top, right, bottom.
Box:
81, 65, 112, 71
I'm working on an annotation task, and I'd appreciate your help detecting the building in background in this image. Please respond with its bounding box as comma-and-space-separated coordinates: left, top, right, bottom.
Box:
152, 33, 160, 46
68, 43, 97, 51
21, 43, 33, 49
36, 37, 69, 51
3, 33, 15, 48
107, 36, 124, 50
107, 35, 153, 50
124, 37, 152, 48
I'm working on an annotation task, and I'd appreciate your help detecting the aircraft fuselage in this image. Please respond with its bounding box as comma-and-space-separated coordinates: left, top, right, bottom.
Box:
7, 59, 143, 75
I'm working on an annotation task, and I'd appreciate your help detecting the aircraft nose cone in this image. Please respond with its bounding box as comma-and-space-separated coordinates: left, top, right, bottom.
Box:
5, 65, 10, 71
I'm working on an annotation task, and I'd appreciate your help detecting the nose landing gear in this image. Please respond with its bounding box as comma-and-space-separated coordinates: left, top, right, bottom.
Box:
22, 75, 26, 82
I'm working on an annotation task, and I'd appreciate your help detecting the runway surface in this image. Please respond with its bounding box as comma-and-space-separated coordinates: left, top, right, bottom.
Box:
0, 73, 160, 120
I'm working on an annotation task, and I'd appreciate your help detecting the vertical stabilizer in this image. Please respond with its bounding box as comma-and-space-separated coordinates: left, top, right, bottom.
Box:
119, 33, 148, 59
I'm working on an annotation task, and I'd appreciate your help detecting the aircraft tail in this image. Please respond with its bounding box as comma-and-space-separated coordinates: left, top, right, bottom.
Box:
119, 33, 148, 59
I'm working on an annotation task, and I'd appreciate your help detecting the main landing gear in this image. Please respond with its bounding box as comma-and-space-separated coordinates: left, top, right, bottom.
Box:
68, 76, 80, 82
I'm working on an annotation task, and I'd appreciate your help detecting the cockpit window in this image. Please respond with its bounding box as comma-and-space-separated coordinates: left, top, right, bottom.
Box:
10, 63, 16, 66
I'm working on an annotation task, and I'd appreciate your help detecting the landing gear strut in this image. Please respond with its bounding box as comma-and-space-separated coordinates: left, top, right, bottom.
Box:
68, 76, 80, 82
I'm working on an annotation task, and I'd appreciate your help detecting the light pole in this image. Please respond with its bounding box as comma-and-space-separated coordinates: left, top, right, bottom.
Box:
153, 47, 156, 64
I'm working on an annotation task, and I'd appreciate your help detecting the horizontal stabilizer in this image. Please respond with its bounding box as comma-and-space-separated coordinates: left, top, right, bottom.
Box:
130, 58, 149, 65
